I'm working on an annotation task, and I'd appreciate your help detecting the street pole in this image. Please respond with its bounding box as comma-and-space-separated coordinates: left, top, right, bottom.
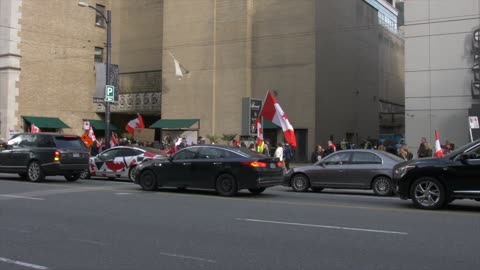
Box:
104, 10, 111, 149
78, 2, 112, 149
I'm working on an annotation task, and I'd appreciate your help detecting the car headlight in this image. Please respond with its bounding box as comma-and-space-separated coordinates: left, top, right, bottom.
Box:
393, 165, 415, 179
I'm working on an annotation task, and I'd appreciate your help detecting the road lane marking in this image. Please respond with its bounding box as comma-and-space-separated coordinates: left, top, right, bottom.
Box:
0, 257, 48, 270
237, 218, 408, 235
0, 194, 44, 200
0, 227, 31, 233
115, 193, 131, 195
158, 252, 216, 263
157, 192, 480, 217
68, 238, 110, 246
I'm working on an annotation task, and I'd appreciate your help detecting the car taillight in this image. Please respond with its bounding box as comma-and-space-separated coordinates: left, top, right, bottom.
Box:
277, 161, 283, 167
242, 161, 268, 168
54, 151, 61, 161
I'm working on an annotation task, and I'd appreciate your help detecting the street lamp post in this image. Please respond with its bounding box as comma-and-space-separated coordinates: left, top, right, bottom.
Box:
78, 2, 112, 149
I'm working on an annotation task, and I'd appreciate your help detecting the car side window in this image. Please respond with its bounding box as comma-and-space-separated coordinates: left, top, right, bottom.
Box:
7, 135, 23, 147
36, 135, 55, 148
352, 152, 382, 164
198, 148, 225, 159
323, 152, 351, 165
18, 134, 36, 147
118, 148, 137, 157
173, 148, 198, 160
99, 149, 120, 160
465, 146, 480, 160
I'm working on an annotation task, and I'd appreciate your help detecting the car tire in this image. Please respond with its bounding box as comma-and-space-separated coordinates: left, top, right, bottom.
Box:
27, 161, 45, 182
372, 176, 393, 196
139, 170, 157, 191
291, 174, 310, 192
128, 167, 136, 181
410, 177, 447, 210
80, 169, 90, 179
216, 174, 238, 196
311, 187, 324, 192
248, 187, 266, 195
64, 173, 81, 182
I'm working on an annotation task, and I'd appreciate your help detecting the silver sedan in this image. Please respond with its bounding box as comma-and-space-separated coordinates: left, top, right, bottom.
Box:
283, 150, 404, 196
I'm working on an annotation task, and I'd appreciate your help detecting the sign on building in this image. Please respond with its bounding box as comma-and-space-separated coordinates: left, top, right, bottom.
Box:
242, 97, 262, 136
469, 116, 479, 129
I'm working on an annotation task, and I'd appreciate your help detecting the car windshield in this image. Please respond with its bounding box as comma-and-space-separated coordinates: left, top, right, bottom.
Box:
381, 151, 404, 162
444, 138, 480, 158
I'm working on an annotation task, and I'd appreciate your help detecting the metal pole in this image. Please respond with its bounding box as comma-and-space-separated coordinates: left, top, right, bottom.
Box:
104, 10, 111, 149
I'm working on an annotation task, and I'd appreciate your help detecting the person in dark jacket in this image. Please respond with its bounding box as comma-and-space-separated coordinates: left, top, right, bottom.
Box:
283, 143, 294, 170
311, 145, 324, 163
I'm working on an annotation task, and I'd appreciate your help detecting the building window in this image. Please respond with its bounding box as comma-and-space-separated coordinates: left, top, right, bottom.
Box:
95, 47, 104, 63
95, 4, 106, 27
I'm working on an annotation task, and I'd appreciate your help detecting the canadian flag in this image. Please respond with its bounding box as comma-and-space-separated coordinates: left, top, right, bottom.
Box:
125, 114, 145, 134
434, 129, 444, 158
110, 132, 118, 147
31, 124, 41, 133
88, 126, 96, 142
256, 118, 264, 153
259, 91, 297, 148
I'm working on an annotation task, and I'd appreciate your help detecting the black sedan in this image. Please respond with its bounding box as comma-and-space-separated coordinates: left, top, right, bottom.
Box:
134, 145, 284, 196
283, 150, 403, 196
393, 139, 480, 210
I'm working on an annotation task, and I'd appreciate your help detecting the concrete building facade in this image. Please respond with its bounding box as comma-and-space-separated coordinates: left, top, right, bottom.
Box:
404, 0, 480, 154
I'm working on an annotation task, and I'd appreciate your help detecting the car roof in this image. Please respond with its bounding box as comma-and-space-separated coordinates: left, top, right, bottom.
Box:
14, 132, 80, 137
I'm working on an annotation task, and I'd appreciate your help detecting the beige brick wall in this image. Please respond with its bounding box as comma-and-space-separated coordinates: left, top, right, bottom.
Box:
18, 0, 111, 135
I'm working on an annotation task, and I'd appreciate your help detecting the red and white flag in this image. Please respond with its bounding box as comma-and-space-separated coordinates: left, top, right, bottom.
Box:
30, 124, 41, 133
110, 132, 118, 147
125, 114, 145, 134
88, 126, 96, 142
434, 129, 444, 158
259, 91, 297, 148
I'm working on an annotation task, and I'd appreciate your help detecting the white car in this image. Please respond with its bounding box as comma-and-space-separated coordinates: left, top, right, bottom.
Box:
81, 146, 166, 181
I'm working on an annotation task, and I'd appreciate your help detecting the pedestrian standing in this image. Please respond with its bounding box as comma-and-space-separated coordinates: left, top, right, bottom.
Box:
399, 144, 413, 161
324, 140, 336, 156
417, 137, 432, 158
311, 145, 324, 163
274, 142, 284, 168
283, 142, 294, 170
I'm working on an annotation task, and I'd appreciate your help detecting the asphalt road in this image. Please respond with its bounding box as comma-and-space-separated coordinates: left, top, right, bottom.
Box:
1, 173, 479, 270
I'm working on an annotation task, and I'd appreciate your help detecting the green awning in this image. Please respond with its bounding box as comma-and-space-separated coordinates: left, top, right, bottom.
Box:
150, 119, 199, 129
85, 119, 119, 131
23, 116, 70, 129
263, 119, 279, 129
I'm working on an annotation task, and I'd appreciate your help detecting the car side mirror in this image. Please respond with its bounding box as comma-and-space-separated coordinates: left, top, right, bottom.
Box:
457, 153, 469, 163
5, 144, 13, 150
318, 162, 325, 167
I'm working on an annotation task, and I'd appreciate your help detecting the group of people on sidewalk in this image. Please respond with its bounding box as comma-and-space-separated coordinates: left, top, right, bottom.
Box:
309, 137, 456, 163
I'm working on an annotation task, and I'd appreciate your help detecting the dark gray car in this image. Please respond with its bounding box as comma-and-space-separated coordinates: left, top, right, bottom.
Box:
283, 150, 403, 196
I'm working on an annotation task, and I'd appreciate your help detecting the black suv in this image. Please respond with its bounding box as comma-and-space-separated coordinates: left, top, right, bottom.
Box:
393, 139, 480, 210
0, 133, 89, 182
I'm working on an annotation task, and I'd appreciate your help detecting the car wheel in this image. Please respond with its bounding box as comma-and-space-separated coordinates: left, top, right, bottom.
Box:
291, 174, 310, 192
64, 173, 81, 182
311, 187, 324, 192
372, 176, 393, 196
18, 173, 28, 179
139, 170, 157, 191
410, 177, 447, 210
216, 174, 238, 196
80, 169, 90, 179
128, 167, 136, 181
248, 187, 266, 195
27, 161, 45, 182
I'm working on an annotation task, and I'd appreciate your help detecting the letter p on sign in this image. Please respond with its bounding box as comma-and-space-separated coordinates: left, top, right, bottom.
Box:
105, 85, 115, 102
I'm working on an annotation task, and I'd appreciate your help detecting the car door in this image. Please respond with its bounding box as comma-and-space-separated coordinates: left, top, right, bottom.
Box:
116, 148, 140, 178
311, 152, 352, 187
161, 147, 198, 187
7, 134, 33, 168
349, 152, 383, 188
96, 148, 122, 177
193, 147, 227, 189
448, 145, 480, 192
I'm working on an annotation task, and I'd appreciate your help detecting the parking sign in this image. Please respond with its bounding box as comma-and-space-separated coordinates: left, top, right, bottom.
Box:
105, 85, 115, 102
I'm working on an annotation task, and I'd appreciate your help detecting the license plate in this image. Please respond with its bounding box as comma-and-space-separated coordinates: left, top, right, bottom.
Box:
269, 163, 276, 168
72, 153, 80, 158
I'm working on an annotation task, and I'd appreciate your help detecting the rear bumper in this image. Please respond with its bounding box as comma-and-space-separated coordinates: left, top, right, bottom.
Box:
42, 162, 88, 175
256, 176, 284, 188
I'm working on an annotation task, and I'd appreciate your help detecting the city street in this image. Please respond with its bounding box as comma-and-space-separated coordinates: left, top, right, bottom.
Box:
1, 173, 479, 270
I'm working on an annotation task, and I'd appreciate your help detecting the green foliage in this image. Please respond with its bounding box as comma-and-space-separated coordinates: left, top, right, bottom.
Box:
221, 133, 237, 144
206, 134, 221, 144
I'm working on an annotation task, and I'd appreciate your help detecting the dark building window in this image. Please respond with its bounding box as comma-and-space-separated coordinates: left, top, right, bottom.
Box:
95, 4, 106, 27
95, 47, 104, 63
